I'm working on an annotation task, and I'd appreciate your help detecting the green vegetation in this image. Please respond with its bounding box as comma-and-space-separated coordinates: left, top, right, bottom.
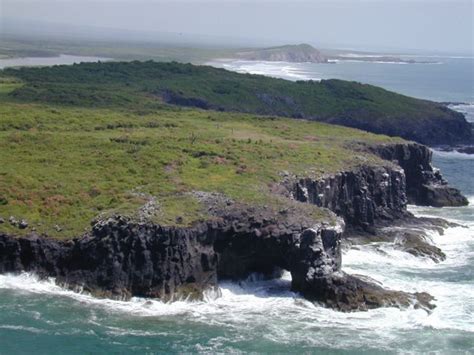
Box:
0, 76, 399, 238
2, 60, 467, 146
0, 60, 437, 116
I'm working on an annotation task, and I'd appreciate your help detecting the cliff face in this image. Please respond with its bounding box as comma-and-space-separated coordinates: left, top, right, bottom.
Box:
292, 165, 408, 230
320, 100, 472, 146
0, 216, 348, 306
0, 218, 219, 300
371, 143, 468, 207
0, 209, 432, 311
287, 143, 467, 232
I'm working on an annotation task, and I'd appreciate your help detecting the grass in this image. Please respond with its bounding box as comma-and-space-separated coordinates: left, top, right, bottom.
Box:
0, 78, 401, 238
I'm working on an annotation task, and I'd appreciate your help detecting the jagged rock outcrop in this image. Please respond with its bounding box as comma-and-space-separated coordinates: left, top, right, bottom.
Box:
287, 143, 467, 232
371, 143, 468, 207
291, 165, 408, 231
293, 270, 434, 312
284, 142, 467, 262
0, 219, 219, 300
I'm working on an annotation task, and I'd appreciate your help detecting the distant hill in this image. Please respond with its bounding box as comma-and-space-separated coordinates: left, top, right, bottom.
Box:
235, 44, 328, 63
233, 44, 435, 65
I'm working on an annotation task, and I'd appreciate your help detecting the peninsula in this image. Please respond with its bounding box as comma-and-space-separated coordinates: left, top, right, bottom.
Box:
0, 61, 468, 311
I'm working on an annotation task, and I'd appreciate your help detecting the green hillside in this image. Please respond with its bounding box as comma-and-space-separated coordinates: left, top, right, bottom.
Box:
0, 77, 398, 238
2, 60, 470, 144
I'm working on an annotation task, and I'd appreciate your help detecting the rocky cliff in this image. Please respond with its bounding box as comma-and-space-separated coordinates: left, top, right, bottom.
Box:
320, 103, 472, 146
0, 142, 465, 312
371, 143, 468, 207
285, 142, 466, 262
0, 211, 432, 311
287, 142, 467, 232
291, 165, 408, 231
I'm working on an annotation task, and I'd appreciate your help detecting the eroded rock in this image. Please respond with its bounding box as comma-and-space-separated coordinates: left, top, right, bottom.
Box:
395, 232, 446, 262
371, 143, 468, 207
0, 211, 433, 312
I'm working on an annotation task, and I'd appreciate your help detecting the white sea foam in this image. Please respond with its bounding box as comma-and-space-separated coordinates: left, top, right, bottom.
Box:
449, 102, 474, 122
1, 247, 472, 339
1, 198, 473, 341
400, 54, 474, 59
0, 324, 47, 334
432, 149, 474, 160
208, 60, 320, 81
343, 225, 474, 332
338, 53, 393, 58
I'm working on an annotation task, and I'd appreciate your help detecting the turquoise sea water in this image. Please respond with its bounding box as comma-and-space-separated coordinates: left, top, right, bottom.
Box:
0, 55, 473, 354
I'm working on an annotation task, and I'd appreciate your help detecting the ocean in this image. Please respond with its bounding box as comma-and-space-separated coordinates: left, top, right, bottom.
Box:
0, 54, 473, 354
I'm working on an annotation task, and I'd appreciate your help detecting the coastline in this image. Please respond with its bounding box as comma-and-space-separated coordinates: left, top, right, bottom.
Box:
0, 54, 472, 352
0, 196, 472, 352
0, 142, 467, 312
206, 56, 474, 104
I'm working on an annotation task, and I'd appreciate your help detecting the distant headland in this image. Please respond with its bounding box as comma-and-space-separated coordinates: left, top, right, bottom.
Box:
232, 43, 437, 64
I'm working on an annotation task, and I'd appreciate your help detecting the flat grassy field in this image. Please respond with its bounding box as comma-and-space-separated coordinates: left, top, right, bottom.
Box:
0, 78, 400, 238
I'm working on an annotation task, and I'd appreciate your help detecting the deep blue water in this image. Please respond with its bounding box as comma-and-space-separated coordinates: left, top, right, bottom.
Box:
0, 55, 473, 354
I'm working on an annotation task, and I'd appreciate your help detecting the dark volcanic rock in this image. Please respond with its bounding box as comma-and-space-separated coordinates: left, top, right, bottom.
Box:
289, 226, 434, 311
0, 219, 219, 300
0, 207, 321, 302
290, 165, 408, 231
321, 103, 472, 146
18, 220, 28, 229
308, 273, 435, 312
420, 185, 469, 207
0, 209, 432, 311
458, 146, 474, 155
395, 232, 446, 262
343, 214, 457, 262
284, 142, 463, 263
371, 143, 468, 207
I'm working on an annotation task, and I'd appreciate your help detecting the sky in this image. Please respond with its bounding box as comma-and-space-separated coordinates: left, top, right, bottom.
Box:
1, 0, 473, 53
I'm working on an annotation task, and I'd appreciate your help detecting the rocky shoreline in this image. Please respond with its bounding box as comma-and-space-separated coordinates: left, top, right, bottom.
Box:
0, 142, 467, 311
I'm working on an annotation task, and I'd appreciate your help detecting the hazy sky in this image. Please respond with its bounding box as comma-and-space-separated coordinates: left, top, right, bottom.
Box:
2, 0, 473, 53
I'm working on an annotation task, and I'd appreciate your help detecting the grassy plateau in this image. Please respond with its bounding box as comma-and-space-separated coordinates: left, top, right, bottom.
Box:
0, 68, 400, 238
